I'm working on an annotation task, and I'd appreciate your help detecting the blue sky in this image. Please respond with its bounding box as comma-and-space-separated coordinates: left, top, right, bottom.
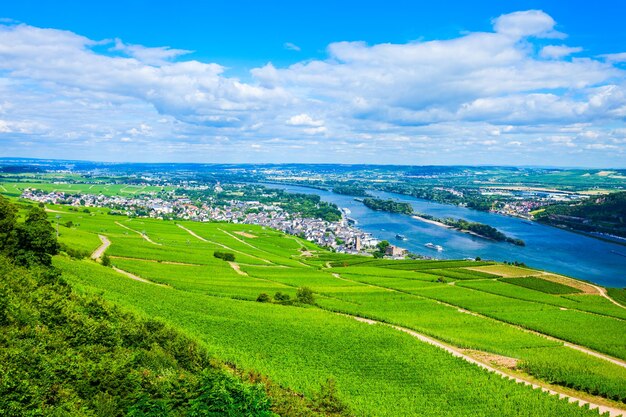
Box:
1, 1, 626, 166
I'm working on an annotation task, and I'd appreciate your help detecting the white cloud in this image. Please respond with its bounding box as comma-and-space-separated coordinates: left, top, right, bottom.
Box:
0, 10, 624, 166
540, 45, 583, 59
492, 10, 564, 39
601, 52, 626, 63
112, 38, 192, 65
286, 113, 324, 127
284, 42, 301, 52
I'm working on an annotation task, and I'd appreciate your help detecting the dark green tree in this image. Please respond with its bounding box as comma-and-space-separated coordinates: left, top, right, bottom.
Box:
296, 287, 315, 305
13, 206, 60, 266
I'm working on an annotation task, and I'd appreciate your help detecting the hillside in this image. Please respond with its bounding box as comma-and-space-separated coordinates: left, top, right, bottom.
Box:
535, 191, 626, 238
18, 197, 625, 416
0, 197, 349, 416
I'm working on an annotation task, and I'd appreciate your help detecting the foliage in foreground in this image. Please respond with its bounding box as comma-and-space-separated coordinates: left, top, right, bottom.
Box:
0, 257, 276, 417
0, 256, 353, 417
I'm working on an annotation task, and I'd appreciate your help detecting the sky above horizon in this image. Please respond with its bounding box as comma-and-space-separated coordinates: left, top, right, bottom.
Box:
1, 1, 626, 167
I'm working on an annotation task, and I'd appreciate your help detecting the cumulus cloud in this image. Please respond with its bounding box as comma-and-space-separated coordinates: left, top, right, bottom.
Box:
540, 45, 583, 59
0, 10, 624, 166
492, 10, 564, 39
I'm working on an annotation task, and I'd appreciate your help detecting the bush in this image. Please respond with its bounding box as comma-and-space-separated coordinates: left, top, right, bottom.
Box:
102, 254, 111, 267
0, 256, 282, 417
312, 378, 350, 415
213, 251, 236, 262
256, 293, 271, 303
274, 292, 291, 304
296, 287, 315, 305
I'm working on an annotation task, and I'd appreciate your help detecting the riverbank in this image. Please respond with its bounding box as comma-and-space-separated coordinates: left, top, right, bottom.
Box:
254, 182, 626, 287
412, 215, 497, 241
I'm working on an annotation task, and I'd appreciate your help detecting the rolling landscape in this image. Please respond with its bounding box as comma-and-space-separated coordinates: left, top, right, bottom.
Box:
2, 1, 626, 416
1, 170, 625, 416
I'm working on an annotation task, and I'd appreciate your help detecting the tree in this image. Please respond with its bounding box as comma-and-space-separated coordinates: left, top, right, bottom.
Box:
13, 206, 60, 266
296, 287, 315, 305
0, 196, 17, 254
274, 292, 291, 303
376, 240, 390, 252
256, 293, 271, 303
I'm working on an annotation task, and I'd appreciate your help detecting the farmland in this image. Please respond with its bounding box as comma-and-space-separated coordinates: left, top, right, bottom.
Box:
6, 195, 626, 416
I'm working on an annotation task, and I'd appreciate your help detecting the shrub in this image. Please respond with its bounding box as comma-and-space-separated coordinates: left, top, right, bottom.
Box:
296, 287, 315, 305
274, 292, 291, 304
213, 251, 236, 262
102, 254, 111, 267
256, 293, 271, 303
312, 378, 350, 415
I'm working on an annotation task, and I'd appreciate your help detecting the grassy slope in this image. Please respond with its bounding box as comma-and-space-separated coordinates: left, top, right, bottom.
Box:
34, 202, 626, 412
58, 257, 605, 417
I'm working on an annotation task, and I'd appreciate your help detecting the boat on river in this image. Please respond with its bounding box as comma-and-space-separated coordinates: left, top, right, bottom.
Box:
425, 242, 443, 251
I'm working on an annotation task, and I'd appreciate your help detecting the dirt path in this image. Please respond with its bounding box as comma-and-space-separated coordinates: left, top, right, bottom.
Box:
339, 312, 626, 417
91, 235, 111, 260
177, 224, 272, 264
44, 207, 65, 214
218, 228, 275, 263
112, 266, 168, 287
587, 282, 626, 310
177, 224, 209, 242
0, 184, 7, 192
115, 221, 162, 245
329, 271, 626, 369
228, 262, 248, 276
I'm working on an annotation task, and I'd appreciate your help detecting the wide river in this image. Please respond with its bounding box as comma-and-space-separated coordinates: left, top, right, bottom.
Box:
261, 183, 626, 288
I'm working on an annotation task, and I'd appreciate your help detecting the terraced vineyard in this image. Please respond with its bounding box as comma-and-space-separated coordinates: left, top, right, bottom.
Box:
32, 203, 626, 416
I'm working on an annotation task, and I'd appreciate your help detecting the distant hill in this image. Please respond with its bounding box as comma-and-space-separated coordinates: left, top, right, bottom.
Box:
535, 191, 626, 238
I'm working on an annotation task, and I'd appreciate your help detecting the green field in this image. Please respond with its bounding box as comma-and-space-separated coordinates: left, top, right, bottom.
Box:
5, 193, 626, 416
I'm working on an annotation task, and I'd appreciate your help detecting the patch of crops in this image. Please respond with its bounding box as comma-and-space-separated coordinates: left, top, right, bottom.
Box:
500, 277, 582, 294
607, 288, 626, 307
58, 257, 606, 417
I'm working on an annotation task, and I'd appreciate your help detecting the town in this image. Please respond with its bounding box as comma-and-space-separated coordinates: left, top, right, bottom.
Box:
20, 187, 401, 256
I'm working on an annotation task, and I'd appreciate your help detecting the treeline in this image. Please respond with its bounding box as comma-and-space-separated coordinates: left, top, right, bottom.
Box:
332, 185, 370, 197
362, 198, 414, 215
535, 191, 626, 238
0, 196, 351, 417
379, 184, 494, 212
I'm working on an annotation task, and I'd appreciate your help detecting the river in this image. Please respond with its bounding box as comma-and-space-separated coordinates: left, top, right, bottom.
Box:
261, 182, 626, 288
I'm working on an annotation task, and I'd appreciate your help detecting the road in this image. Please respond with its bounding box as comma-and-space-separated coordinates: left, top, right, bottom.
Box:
90, 235, 111, 260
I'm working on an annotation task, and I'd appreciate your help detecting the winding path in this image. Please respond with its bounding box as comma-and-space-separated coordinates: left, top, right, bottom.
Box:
115, 221, 162, 245
177, 224, 272, 264
91, 235, 111, 260
338, 312, 626, 417
111, 266, 168, 287
228, 262, 248, 276
330, 272, 626, 369
588, 282, 626, 310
